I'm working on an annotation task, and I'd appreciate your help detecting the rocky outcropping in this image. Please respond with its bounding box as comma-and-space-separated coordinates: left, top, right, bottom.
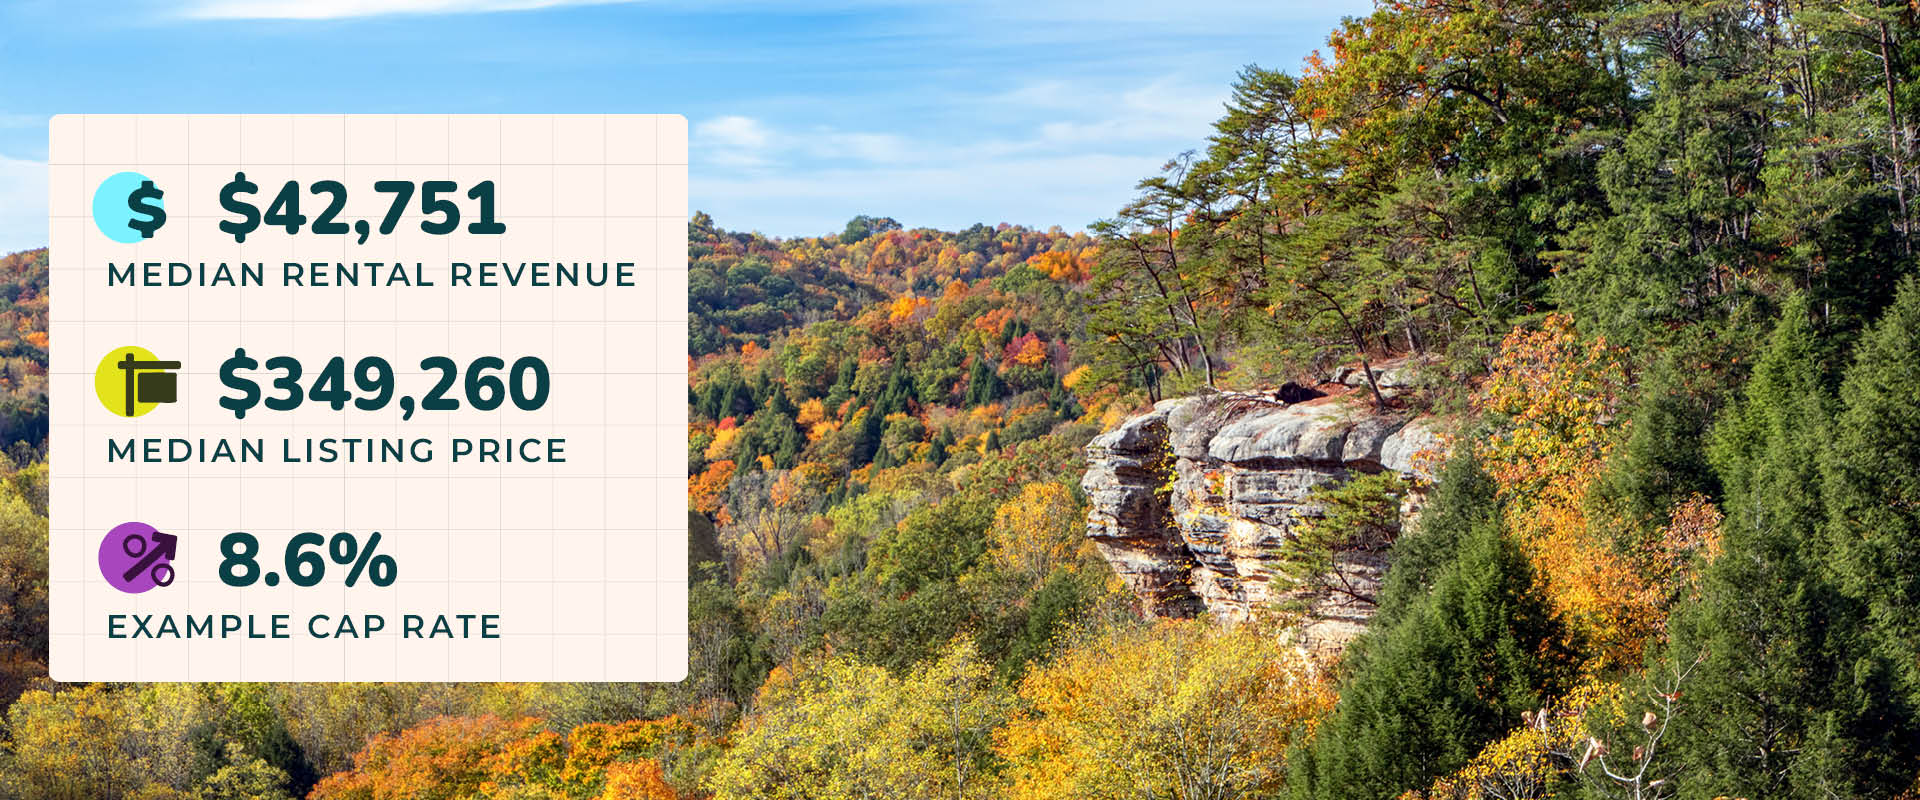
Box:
1082, 374, 1443, 649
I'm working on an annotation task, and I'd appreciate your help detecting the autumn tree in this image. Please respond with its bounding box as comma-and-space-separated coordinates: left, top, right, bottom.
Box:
971, 482, 1091, 589
0, 466, 46, 705
0, 684, 298, 800
999, 619, 1333, 800
1476, 315, 1657, 670
962, 482, 1112, 676
307, 715, 694, 800
709, 639, 1008, 800
822, 494, 994, 670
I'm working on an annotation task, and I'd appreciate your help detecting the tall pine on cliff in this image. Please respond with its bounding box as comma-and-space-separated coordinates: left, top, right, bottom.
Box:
1286, 466, 1572, 800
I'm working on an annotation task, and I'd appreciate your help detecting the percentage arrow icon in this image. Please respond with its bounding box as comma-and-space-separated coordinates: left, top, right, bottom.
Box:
122, 530, 178, 583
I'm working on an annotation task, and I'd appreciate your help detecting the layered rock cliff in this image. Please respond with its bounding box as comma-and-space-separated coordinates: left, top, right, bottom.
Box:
1082, 371, 1442, 649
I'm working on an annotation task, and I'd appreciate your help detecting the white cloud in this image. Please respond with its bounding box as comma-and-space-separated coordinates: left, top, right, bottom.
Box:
696, 73, 1225, 174
694, 152, 1162, 236
0, 155, 47, 255
694, 115, 776, 167
688, 73, 1235, 236
812, 131, 913, 164
1023, 77, 1228, 149
695, 115, 918, 168
182, 0, 629, 20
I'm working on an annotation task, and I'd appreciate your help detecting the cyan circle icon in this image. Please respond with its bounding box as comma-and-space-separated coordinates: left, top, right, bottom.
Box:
92, 171, 165, 243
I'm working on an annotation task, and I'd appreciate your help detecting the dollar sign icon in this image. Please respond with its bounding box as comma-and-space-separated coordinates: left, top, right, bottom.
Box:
218, 172, 261, 243
218, 347, 261, 420
125, 180, 165, 239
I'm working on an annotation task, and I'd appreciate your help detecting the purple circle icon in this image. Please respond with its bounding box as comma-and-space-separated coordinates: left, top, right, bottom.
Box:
99, 522, 178, 594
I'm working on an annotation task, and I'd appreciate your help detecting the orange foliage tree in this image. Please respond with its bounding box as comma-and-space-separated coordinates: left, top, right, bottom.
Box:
1475, 315, 1658, 671
689, 459, 736, 520
308, 715, 695, 800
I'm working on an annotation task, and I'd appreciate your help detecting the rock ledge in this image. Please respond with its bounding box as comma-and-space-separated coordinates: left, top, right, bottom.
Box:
1082, 388, 1442, 648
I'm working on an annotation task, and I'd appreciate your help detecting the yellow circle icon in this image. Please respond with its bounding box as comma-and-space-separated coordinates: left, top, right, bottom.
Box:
95, 347, 182, 418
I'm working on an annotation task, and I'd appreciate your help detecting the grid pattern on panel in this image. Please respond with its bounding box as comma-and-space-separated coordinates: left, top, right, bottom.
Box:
46, 115, 689, 682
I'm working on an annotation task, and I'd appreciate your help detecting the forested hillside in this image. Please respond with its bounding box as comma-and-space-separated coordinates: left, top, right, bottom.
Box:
3, 0, 1920, 798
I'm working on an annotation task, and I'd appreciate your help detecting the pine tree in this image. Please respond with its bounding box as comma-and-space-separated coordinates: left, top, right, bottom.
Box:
1705, 295, 1833, 539
1559, 1, 1776, 343
826, 358, 857, 411
1661, 295, 1911, 798
1596, 349, 1723, 535
773, 423, 803, 469
849, 407, 884, 468
879, 366, 914, 416
1370, 448, 1499, 627
964, 358, 1002, 407
1826, 277, 1920, 709
1288, 512, 1573, 800
930, 427, 955, 466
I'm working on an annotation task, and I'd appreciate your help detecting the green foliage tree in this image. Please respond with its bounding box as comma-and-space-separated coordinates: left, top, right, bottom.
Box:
1088, 155, 1234, 393
1594, 345, 1729, 540
1275, 470, 1405, 612
823, 495, 994, 670
1371, 449, 1498, 625
1288, 512, 1574, 800
1662, 294, 1915, 799
1561, 0, 1778, 339
1825, 277, 1920, 707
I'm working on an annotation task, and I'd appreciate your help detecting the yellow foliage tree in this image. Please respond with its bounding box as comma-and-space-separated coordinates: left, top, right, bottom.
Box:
979, 482, 1091, 585
997, 619, 1333, 800
1006, 335, 1050, 369
1408, 679, 1623, 800
308, 714, 694, 800
708, 638, 1009, 800
688, 459, 736, 519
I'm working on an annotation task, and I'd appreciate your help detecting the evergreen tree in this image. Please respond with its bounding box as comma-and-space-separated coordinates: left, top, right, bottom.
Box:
1596, 350, 1723, 535
1561, 1, 1776, 342
879, 366, 914, 416
1288, 512, 1573, 800
849, 407, 884, 468
773, 422, 804, 469
719, 381, 746, 420
929, 427, 955, 466
1370, 448, 1500, 626
964, 358, 1003, 406
1663, 295, 1912, 798
1826, 277, 1920, 707
825, 358, 857, 411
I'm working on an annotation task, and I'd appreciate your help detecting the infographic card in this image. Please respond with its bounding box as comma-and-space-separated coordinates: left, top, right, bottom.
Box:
47, 114, 689, 681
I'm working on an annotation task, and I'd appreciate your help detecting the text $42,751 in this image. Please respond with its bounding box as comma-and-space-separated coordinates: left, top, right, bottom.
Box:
218, 173, 506, 244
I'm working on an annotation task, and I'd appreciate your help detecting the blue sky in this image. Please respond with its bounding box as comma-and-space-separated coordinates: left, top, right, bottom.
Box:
0, 0, 1369, 254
